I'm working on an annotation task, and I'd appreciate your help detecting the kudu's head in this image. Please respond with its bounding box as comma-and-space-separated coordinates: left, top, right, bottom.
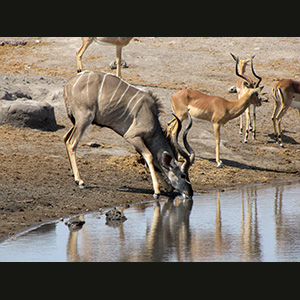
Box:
161, 111, 195, 199
235, 56, 264, 107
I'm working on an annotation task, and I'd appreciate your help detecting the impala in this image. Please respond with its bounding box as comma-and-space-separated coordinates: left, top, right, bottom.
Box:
168, 58, 263, 168
63, 70, 194, 199
76, 37, 133, 77
230, 53, 263, 143
271, 79, 300, 147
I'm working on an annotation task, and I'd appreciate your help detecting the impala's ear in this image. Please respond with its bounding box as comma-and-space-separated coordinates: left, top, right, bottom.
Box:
162, 151, 175, 169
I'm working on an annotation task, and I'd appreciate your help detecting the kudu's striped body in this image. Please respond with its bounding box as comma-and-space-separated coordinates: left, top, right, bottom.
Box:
63, 70, 194, 199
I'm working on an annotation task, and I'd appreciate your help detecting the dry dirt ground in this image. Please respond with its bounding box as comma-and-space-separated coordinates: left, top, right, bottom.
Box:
1, 37, 300, 241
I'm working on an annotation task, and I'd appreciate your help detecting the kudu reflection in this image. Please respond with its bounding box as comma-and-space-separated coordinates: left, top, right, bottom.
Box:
65, 185, 295, 262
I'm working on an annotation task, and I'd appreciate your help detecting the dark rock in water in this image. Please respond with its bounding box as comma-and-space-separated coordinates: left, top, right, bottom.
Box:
65, 216, 85, 231
105, 207, 127, 227
0, 100, 59, 130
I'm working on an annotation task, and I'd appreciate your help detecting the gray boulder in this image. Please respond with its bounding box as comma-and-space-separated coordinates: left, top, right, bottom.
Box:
0, 99, 58, 130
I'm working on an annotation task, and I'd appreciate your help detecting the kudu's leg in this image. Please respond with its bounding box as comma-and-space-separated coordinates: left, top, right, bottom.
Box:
64, 114, 94, 188
63, 125, 75, 175
76, 37, 94, 73
126, 136, 160, 198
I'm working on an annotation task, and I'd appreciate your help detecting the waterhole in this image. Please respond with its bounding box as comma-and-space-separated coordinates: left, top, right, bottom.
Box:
1, 181, 300, 262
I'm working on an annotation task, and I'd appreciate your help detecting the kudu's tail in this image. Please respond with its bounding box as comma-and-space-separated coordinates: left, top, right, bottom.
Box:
63, 88, 75, 125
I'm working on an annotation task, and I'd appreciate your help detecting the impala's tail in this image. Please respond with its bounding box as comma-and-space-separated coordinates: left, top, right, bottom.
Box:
272, 87, 284, 104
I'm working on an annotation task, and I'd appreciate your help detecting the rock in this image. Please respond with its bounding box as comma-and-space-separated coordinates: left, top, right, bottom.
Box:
105, 207, 127, 221
65, 215, 85, 231
105, 207, 127, 227
0, 99, 59, 130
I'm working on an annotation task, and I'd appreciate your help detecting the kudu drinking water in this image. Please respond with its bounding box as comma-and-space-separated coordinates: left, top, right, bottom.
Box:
63, 70, 194, 199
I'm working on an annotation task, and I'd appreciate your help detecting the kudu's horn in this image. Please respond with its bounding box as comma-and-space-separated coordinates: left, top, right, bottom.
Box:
183, 111, 195, 166
172, 110, 195, 174
250, 57, 262, 87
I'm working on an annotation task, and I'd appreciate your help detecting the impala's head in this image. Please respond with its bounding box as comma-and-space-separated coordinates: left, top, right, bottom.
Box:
235, 55, 263, 107
231, 53, 255, 74
161, 111, 195, 199
245, 86, 264, 107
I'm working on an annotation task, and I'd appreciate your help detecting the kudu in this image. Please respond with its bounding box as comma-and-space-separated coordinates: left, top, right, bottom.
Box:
76, 37, 133, 77
63, 70, 194, 199
167, 58, 263, 168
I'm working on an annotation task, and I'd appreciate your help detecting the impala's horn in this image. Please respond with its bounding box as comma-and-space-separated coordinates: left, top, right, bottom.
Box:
235, 57, 252, 88
250, 57, 262, 87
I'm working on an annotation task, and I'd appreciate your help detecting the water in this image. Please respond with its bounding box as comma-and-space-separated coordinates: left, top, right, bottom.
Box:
1, 181, 300, 262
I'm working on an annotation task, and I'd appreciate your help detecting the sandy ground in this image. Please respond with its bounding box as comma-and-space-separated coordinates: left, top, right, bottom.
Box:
0, 37, 300, 241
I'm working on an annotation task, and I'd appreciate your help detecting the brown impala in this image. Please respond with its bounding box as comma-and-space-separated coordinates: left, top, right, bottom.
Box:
230, 53, 263, 142
168, 58, 263, 168
271, 79, 300, 147
76, 37, 133, 77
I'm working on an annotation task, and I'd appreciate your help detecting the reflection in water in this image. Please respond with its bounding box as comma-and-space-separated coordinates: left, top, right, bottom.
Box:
1, 182, 300, 262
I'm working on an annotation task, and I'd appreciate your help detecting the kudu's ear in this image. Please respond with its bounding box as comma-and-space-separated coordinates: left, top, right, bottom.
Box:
162, 151, 175, 169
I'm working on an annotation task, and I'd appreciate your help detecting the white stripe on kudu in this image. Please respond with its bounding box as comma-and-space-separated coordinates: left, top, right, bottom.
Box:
108, 80, 122, 105
123, 94, 145, 123
86, 72, 92, 100
98, 73, 109, 103
118, 90, 141, 119
110, 84, 130, 111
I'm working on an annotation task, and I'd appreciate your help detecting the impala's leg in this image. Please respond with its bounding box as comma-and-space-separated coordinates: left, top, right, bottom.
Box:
244, 107, 250, 143
252, 105, 256, 140
271, 99, 280, 142
238, 91, 243, 136
116, 45, 122, 77
213, 123, 223, 168
64, 114, 94, 188
167, 117, 178, 138
276, 105, 288, 147
76, 37, 93, 73
239, 114, 243, 135
125, 136, 160, 198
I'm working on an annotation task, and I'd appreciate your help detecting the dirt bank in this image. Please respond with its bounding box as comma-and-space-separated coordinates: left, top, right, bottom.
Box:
0, 37, 300, 241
